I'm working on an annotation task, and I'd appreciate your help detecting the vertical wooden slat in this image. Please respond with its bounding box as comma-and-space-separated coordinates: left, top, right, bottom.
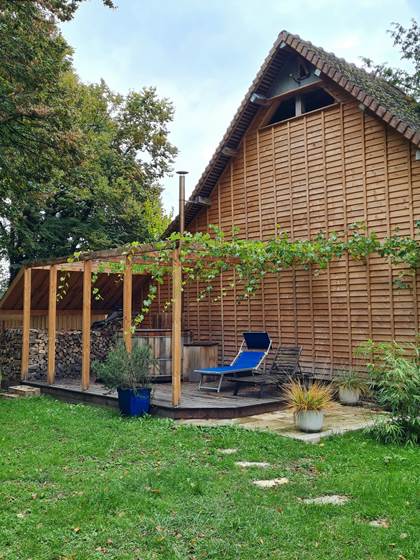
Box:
171, 248, 182, 406
272, 126, 282, 345
287, 121, 298, 344
47, 265, 57, 384
321, 111, 333, 372
340, 103, 353, 365
81, 260, 92, 391
256, 129, 266, 331
407, 143, 419, 332
361, 111, 373, 339
230, 162, 238, 350
243, 136, 251, 331
123, 258, 133, 353
217, 182, 225, 361
304, 115, 315, 372
21, 267, 31, 380
383, 127, 395, 339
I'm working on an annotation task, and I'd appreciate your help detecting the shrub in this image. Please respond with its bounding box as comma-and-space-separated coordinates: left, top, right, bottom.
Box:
356, 340, 420, 445
333, 369, 370, 394
284, 380, 333, 413
92, 342, 157, 391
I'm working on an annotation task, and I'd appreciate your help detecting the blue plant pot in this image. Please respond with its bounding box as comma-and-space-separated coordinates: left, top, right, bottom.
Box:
117, 387, 151, 417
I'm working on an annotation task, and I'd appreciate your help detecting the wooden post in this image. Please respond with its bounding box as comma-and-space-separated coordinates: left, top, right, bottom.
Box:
47, 265, 57, 384
21, 267, 31, 380
81, 260, 92, 390
171, 171, 187, 407
171, 248, 182, 406
123, 258, 133, 353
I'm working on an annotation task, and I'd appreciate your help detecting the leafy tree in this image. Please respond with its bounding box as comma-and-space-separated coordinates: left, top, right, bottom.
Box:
0, 1, 176, 282
362, 19, 420, 103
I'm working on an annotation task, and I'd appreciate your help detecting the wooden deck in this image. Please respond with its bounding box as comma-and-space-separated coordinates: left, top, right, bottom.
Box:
23, 380, 285, 419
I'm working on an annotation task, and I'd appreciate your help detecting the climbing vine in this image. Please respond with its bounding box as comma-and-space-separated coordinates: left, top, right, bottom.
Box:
63, 222, 420, 325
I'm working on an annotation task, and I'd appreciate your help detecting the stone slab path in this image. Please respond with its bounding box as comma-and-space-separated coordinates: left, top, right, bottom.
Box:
177, 402, 380, 443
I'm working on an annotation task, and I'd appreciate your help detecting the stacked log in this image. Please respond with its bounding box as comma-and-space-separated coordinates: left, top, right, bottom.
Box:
0, 325, 118, 383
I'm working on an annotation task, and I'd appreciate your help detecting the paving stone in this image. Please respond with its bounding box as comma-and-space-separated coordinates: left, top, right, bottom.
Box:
177, 402, 382, 443
253, 478, 289, 488
302, 495, 349, 505
218, 448, 238, 455
369, 518, 390, 528
235, 461, 271, 468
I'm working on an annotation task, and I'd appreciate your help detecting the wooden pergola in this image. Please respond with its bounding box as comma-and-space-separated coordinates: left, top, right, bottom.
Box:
16, 241, 184, 406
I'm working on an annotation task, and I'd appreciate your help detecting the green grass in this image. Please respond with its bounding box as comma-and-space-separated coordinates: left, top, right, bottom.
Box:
0, 397, 419, 560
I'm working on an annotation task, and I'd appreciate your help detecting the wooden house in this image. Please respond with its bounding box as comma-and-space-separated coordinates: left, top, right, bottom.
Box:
1, 30, 420, 415
159, 30, 420, 374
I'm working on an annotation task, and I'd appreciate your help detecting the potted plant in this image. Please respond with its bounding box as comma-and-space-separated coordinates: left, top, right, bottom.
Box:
284, 380, 333, 433
92, 342, 157, 417
334, 369, 369, 405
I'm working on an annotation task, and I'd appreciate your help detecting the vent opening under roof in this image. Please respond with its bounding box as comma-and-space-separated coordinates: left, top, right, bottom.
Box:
268, 87, 336, 126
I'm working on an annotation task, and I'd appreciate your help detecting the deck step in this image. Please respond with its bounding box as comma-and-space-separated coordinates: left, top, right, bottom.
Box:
0, 392, 21, 400
8, 385, 41, 397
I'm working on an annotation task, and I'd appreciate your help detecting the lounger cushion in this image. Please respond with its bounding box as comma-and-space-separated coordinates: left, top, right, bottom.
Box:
195, 350, 265, 377
231, 350, 265, 369
195, 366, 257, 376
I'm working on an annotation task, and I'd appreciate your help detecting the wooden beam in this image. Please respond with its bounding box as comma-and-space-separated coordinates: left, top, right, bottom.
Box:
221, 146, 238, 157
171, 248, 182, 406
250, 92, 270, 106
21, 268, 31, 380
123, 258, 133, 353
47, 265, 57, 384
81, 260, 92, 390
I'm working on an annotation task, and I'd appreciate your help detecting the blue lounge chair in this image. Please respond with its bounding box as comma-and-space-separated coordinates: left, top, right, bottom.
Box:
196, 332, 272, 393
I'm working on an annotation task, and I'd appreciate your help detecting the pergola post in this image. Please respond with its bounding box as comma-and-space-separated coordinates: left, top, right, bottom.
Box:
82, 260, 92, 390
171, 248, 182, 406
47, 265, 57, 384
123, 258, 133, 353
171, 170, 187, 407
21, 267, 31, 380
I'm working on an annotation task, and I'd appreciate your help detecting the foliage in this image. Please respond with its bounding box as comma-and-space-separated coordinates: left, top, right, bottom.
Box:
2, 398, 420, 559
356, 339, 420, 445
0, 0, 175, 281
334, 369, 370, 395
92, 342, 156, 391
284, 380, 333, 413
361, 19, 420, 103
86, 222, 420, 324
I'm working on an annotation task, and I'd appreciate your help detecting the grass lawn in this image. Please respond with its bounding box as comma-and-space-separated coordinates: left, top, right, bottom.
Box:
0, 397, 419, 560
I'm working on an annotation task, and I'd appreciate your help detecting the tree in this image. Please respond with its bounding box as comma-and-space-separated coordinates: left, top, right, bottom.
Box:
0, 1, 176, 282
3, 75, 176, 267
362, 19, 420, 103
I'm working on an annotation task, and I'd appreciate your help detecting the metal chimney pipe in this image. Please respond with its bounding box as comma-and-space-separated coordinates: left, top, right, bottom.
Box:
176, 171, 188, 236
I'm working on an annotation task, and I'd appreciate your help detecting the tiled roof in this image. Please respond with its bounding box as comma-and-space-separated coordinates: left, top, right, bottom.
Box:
165, 30, 420, 235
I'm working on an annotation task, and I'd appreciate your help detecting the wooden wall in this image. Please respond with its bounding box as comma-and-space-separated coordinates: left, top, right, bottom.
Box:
0, 312, 107, 331
174, 94, 420, 373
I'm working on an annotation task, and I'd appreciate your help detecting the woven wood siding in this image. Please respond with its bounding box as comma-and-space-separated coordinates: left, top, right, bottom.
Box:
178, 98, 419, 371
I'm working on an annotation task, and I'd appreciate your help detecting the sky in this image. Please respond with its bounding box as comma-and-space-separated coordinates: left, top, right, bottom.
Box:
61, 0, 420, 214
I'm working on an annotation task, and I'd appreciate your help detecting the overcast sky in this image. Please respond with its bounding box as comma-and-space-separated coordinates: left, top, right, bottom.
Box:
61, 0, 420, 214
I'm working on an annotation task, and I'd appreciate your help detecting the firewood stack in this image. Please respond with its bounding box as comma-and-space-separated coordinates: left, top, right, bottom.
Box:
0, 318, 120, 383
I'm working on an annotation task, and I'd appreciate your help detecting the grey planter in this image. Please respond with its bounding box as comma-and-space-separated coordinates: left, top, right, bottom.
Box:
339, 387, 360, 405
295, 410, 324, 433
